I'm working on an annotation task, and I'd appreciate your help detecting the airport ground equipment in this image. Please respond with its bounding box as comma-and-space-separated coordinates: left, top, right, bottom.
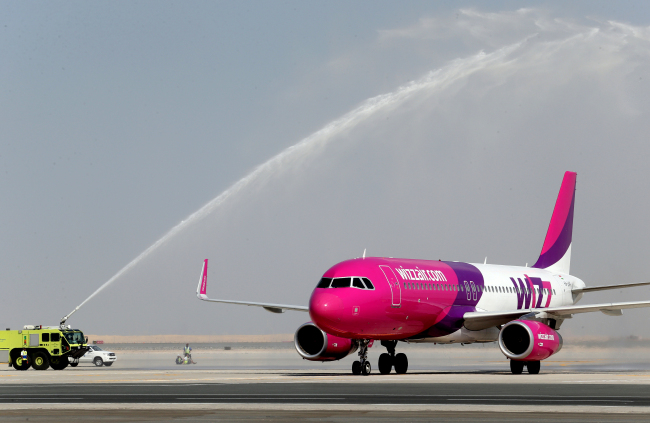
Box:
175, 354, 196, 365
73, 345, 116, 367
0, 325, 88, 370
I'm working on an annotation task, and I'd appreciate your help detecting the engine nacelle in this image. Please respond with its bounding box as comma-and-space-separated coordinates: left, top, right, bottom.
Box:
294, 322, 358, 361
498, 320, 563, 361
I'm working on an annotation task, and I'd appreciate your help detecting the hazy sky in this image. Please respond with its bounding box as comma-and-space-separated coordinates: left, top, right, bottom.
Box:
4, 1, 650, 339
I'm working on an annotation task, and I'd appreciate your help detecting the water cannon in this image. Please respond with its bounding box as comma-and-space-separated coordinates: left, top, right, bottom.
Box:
60, 304, 82, 328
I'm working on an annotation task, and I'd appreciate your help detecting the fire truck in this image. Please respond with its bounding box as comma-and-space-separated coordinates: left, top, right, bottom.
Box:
0, 325, 88, 370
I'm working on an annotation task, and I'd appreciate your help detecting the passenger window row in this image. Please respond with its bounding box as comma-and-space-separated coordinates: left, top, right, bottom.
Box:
403, 282, 557, 297
404, 282, 459, 291
316, 277, 375, 290
484, 286, 556, 295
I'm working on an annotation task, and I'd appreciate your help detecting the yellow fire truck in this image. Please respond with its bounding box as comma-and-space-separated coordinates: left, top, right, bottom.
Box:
0, 325, 88, 370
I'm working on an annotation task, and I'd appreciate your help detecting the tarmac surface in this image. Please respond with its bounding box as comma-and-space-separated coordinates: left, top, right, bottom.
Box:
2, 381, 650, 406
2, 342, 650, 421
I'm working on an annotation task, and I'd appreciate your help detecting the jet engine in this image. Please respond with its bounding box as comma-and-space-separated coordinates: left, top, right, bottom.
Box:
498, 320, 563, 361
294, 322, 358, 361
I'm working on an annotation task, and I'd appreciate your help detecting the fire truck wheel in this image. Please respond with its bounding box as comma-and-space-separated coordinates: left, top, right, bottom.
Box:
13, 356, 30, 371
50, 356, 68, 370
32, 352, 50, 371
94, 357, 104, 367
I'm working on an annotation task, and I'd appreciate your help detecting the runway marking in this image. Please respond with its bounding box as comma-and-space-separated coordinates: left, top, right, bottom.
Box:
0, 393, 645, 401
179, 397, 347, 400
5, 398, 85, 400
449, 399, 633, 403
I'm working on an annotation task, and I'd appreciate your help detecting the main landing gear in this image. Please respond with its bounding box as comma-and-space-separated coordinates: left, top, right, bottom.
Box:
510, 360, 541, 374
378, 341, 407, 375
351, 340, 410, 376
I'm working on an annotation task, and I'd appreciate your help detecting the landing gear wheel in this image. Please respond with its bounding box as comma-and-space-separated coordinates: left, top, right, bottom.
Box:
510, 360, 524, 374
362, 361, 371, 375
93, 357, 104, 367
104, 362, 113, 367
353, 339, 372, 376
394, 353, 408, 374
32, 352, 50, 371
13, 356, 30, 371
69, 362, 79, 367
527, 361, 540, 374
378, 353, 393, 374
352, 360, 361, 375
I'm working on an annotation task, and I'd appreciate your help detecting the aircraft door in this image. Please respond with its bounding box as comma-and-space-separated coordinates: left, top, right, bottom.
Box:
379, 265, 401, 308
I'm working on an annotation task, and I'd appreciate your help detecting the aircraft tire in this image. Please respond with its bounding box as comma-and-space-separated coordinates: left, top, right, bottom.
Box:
352, 360, 361, 375
527, 361, 541, 374
362, 361, 371, 376
510, 360, 524, 374
69, 362, 79, 367
394, 353, 408, 374
378, 353, 393, 374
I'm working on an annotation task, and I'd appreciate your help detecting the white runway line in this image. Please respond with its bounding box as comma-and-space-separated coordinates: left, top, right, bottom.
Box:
2, 403, 650, 414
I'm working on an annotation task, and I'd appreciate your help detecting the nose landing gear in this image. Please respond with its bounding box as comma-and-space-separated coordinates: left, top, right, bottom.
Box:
351, 340, 372, 375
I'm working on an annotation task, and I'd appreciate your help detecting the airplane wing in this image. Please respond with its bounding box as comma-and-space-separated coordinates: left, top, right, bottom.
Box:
195, 259, 309, 313
572, 281, 650, 293
463, 300, 650, 331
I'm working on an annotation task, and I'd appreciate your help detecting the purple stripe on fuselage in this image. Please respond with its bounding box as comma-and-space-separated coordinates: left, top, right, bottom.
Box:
424, 262, 485, 338
532, 190, 574, 270
425, 305, 476, 337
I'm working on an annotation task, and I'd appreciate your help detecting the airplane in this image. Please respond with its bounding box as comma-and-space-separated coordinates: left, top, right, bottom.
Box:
196, 171, 650, 375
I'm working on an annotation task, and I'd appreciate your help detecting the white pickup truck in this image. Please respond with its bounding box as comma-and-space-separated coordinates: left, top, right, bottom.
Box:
69, 345, 117, 367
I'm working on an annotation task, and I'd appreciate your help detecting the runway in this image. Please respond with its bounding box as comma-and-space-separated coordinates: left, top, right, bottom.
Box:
2, 382, 650, 406
3, 343, 650, 421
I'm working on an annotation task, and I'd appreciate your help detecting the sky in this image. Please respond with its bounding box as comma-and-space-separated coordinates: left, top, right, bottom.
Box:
3, 1, 650, 339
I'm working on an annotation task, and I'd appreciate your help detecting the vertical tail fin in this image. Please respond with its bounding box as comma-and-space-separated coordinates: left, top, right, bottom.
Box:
532, 172, 577, 274
196, 259, 208, 299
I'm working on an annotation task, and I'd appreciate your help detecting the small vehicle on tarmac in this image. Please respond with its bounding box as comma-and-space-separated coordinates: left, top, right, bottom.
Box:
70, 345, 117, 367
175, 354, 196, 365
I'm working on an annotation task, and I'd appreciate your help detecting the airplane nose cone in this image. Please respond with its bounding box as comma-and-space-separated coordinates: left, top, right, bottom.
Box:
309, 292, 343, 327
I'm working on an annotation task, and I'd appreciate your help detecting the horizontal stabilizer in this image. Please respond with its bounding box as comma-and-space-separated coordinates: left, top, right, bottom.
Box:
572, 281, 650, 294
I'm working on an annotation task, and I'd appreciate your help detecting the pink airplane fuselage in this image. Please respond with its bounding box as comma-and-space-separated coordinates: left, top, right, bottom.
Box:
309, 257, 581, 342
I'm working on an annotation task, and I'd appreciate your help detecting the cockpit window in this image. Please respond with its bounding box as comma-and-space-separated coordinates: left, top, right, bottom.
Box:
320, 276, 375, 290
317, 278, 332, 288
331, 277, 351, 288
352, 278, 365, 289
362, 278, 374, 289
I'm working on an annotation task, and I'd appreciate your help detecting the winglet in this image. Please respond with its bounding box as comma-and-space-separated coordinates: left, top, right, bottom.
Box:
532, 171, 577, 274
197, 259, 208, 300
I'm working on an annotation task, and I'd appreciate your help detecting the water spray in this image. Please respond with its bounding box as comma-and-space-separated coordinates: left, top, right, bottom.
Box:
59, 41, 525, 324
